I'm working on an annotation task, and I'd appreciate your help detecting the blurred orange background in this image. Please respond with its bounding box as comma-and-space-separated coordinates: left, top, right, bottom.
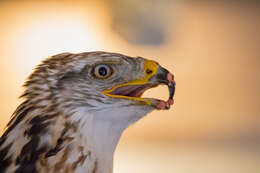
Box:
0, 1, 259, 173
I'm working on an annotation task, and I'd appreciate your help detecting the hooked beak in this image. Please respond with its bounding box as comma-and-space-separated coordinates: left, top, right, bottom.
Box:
103, 59, 176, 110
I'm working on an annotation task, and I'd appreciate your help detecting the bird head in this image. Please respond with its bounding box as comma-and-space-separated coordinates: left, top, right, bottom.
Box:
23, 52, 175, 116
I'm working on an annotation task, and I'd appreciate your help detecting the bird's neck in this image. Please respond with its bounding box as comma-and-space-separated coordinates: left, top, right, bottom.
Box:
82, 118, 123, 173
70, 106, 152, 173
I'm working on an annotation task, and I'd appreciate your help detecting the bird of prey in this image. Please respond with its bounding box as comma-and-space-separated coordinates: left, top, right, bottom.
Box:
0, 52, 175, 173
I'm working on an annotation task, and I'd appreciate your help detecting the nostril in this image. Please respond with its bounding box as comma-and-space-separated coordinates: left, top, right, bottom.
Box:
146, 69, 153, 74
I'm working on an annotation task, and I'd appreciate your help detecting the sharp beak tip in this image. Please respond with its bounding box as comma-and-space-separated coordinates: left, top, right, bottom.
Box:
167, 73, 174, 84
150, 67, 176, 110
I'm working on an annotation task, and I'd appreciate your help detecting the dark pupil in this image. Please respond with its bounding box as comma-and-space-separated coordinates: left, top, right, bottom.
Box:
98, 67, 107, 76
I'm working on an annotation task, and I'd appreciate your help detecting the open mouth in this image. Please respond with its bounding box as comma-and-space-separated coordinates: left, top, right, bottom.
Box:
109, 84, 158, 98
104, 73, 175, 110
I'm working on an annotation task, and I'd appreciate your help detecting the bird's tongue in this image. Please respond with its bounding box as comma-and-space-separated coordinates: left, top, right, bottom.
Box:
109, 84, 156, 97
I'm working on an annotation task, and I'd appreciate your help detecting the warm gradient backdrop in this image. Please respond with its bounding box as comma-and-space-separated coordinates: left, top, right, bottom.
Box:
0, 1, 259, 173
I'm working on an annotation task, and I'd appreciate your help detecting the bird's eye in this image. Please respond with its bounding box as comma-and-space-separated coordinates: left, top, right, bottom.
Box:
93, 64, 112, 79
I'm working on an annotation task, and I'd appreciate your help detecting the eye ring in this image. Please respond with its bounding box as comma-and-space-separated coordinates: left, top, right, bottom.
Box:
93, 64, 113, 79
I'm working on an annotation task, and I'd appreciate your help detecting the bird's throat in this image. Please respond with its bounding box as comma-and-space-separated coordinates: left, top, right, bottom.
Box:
69, 105, 153, 173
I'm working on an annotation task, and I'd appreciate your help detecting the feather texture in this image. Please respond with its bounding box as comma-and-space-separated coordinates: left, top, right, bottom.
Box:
0, 51, 174, 173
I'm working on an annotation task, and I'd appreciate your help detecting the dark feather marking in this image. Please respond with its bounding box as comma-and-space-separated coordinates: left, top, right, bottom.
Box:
45, 123, 75, 158
15, 113, 56, 172
24, 114, 56, 137
15, 135, 48, 173
93, 160, 98, 173
10, 100, 29, 118
0, 144, 12, 172
71, 154, 87, 171
15, 136, 39, 165
25, 122, 50, 137
45, 137, 64, 158
54, 147, 69, 171
0, 144, 12, 161
19, 92, 29, 98
29, 114, 56, 124
5, 106, 34, 137
7, 102, 27, 126
0, 156, 12, 172
0, 135, 6, 147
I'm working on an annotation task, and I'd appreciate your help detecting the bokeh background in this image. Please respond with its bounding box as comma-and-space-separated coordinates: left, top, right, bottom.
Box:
0, 0, 259, 172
